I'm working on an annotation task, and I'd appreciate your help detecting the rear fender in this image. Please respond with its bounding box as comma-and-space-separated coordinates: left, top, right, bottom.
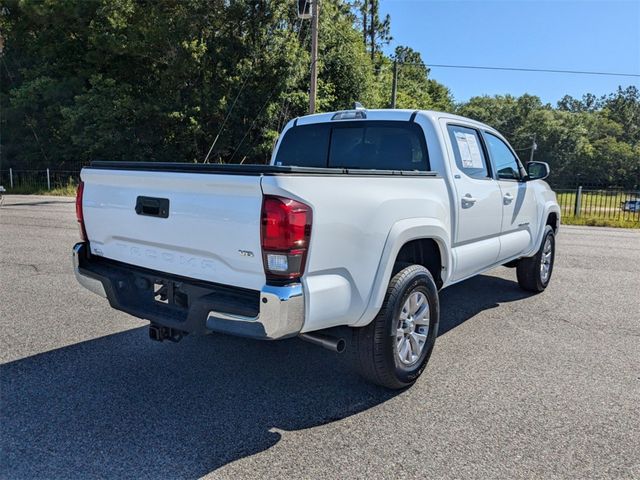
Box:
352, 218, 451, 327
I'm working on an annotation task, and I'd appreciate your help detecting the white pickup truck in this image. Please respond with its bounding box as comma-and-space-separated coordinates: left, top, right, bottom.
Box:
73, 108, 560, 389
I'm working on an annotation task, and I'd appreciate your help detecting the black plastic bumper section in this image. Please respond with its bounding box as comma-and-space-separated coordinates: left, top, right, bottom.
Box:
74, 244, 260, 335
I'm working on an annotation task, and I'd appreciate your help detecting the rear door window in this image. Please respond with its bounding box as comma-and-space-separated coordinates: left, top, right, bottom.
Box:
447, 125, 491, 179
274, 121, 429, 171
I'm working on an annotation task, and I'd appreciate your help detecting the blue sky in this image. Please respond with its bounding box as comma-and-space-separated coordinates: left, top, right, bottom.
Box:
379, 0, 640, 105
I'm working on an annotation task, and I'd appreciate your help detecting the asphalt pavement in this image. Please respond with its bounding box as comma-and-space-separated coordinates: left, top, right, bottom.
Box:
1, 195, 639, 479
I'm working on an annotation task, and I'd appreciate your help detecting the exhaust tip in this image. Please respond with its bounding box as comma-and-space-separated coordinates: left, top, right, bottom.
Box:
299, 332, 346, 353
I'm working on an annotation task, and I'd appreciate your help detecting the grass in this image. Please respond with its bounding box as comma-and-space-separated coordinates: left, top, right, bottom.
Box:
2, 181, 78, 197
6, 185, 78, 196
561, 215, 640, 229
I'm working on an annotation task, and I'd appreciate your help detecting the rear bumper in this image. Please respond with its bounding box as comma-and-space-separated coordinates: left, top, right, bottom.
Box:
72, 243, 304, 339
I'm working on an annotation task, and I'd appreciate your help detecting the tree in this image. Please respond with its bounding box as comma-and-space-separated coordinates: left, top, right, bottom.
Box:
1, 0, 638, 190
557, 93, 599, 113
391, 46, 453, 111
357, 0, 391, 62
600, 86, 640, 145
1, 0, 389, 167
458, 90, 640, 188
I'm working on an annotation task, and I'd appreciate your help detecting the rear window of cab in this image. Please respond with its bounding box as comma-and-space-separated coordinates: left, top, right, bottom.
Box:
274, 121, 429, 171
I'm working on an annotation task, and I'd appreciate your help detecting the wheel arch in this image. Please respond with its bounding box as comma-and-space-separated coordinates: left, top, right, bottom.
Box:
539, 202, 560, 241
546, 210, 559, 233
523, 202, 560, 258
353, 218, 451, 328
394, 239, 443, 288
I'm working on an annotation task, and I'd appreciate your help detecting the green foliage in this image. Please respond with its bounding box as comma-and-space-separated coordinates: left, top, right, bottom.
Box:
6, 179, 78, 196
357, 0, 391, 62
456, 88, 640, 188
392, 46, 453, 111
3, 0, 405, 166
1, 0, 637, 192
560, 215, 639, 229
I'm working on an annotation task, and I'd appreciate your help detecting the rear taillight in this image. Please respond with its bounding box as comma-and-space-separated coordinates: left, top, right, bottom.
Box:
261, 195, 312, 283
75, 181, 88, 242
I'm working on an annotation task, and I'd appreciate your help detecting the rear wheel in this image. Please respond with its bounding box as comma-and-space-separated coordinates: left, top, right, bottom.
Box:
352, 265, 439, 389
516, 225, 555, 292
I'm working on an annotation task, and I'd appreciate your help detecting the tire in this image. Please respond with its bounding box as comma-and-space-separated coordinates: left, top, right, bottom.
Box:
516, 225, 555, 292
352, 265, 439, 390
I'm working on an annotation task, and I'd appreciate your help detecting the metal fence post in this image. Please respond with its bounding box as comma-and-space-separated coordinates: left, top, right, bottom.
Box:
9, 168, 13, 189
46, 168, 51, 190
574, 185, 582, 217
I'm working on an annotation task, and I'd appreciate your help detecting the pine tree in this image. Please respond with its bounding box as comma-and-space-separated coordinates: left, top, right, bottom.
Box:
357, 0, 391, 62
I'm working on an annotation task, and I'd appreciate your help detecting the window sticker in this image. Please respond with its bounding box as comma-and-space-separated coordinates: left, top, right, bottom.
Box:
464, 133, 484, 169
454, 131, 473, 167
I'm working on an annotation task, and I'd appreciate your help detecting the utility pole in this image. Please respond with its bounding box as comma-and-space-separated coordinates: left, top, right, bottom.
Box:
369, 0, 375, 62
529, 133, 537, 163
309, 0, 319, 114
390, 60, 398, 108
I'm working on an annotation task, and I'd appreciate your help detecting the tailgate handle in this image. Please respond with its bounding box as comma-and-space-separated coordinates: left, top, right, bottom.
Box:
135, 196, 169, 218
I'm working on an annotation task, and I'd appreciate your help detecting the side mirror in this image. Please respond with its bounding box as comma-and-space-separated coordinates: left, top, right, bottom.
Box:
527, 161, 550, 181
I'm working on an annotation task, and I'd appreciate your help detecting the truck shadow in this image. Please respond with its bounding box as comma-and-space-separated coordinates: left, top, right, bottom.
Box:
2, 199, 75, 207
438, 272, 532, 335
1, 272, 530, 478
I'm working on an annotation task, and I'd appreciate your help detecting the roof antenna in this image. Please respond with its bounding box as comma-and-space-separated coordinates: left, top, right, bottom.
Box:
353, 102, 365, 110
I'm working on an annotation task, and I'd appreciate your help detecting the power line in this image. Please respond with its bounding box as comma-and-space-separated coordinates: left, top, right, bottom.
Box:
402, 62, 640, 78
203, 5, 311, 163
231, 14, 314, 161
327, 59, 640, 79
202, 71, 252, 163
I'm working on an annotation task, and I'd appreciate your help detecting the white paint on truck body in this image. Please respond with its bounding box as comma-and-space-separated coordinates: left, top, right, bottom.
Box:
81, 169, 266, 291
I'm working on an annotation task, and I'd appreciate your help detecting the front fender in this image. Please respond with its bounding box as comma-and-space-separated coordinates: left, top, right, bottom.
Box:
523, 201, 561, 257
352, 218, 451, 327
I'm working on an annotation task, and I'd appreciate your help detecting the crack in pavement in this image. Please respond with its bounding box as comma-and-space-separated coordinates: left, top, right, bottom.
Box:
0, 261, 41, 272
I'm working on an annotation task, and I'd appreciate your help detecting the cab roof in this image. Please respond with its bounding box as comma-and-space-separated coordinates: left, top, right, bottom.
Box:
293, 108, 496, 134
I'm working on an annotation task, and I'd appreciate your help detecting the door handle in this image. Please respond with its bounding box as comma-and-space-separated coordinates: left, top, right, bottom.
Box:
461, 194, 477, 208
503, 193, 514, 205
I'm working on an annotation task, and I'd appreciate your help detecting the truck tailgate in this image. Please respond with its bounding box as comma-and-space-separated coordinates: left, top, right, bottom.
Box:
81, 168, 266, 290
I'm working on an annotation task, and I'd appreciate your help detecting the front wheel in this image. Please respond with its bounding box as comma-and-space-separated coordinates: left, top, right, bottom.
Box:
516, 225, 556, 292
352, 265, 439, 389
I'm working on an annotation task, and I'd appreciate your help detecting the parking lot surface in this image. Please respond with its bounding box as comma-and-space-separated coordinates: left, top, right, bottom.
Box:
1, 195, 639, 479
